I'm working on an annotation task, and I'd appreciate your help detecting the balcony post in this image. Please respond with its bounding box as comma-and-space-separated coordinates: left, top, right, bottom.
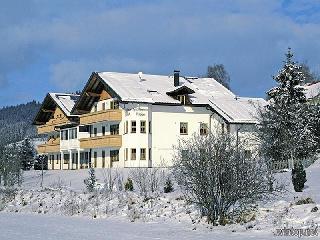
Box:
77, 150, 80, 169
60, 151, 64, 170
69, 150, 72, 170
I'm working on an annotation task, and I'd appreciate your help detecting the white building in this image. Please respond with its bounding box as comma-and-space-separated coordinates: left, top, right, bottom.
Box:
34, 71, 266, 169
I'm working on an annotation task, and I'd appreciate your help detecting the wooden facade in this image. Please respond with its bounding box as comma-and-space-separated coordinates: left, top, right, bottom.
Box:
37, 137, 60, 153
80, 135, 122, 149
80, 109, 122, 125
37, 108, 71, 134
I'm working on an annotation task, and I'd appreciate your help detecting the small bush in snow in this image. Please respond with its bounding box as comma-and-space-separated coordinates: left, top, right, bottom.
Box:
124, 178, 134, 191
311, 206, 318, 212
84, 168, 97, 193
295, 197, 314, 205
292, 163, 307, 192
163, 177, 174, 193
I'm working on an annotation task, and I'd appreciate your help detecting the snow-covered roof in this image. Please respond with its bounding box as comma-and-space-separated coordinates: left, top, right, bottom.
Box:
304, 82, 320, 99
49, 93, 80, 116
97, 72, 267, 123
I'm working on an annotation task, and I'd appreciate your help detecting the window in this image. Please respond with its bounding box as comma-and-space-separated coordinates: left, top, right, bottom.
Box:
148, 121, 151, 134
79, 125, 89, 132
93, 151, 97, 168
149, 148, 152, 160
102, 102, 106, 111
131, 121, 136, 133
110, 124, 119, 135
125, 148, 128, 161
69, 128, 77, 139
125, 121, 128, 134
94, 127, 97, 137
110, 150, 119, 162
64, 154, 70, 164
110, 100, 119, 109
102, 150, 105, 168
221, 123, 225, 134
102, 126, 106, 136
94, 104, 97, 112
140, 148, 146, 160
56, 154, 59, 164
131, 148, 136, 160
180, 122, 188, 135
61, 130, 68, 140
178, 95, 186, 105
200, 123, 208, 135
140, 121, 146, 133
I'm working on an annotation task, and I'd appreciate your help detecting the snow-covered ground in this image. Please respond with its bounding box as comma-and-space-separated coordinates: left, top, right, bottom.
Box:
1, 161, 320, 239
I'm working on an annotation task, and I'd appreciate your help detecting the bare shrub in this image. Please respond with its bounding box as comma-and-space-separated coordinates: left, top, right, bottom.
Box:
173, 133, 277, 225
129, 168, 166, 197
101, 168, 123, 193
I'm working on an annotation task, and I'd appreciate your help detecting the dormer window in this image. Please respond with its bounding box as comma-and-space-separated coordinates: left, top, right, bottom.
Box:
178, 95, 186, 105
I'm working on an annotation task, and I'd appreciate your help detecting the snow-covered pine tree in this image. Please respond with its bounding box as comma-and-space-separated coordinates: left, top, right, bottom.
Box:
84, 168, 97, 192
19, 138, 35, 170
258, 48, 317, 170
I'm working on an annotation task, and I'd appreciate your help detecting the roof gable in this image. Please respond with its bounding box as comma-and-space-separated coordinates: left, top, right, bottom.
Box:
33, 93, 80, 125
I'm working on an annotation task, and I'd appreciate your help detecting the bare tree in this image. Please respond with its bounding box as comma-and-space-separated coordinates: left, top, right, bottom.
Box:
207, 64, 231, 89
173, 133, 277, 225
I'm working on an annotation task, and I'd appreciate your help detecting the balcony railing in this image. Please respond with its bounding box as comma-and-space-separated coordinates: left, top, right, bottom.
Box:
80, 109, 122, 125
37, 119, 70, 134
37, 138, 60, 153
80, 135, 122, 149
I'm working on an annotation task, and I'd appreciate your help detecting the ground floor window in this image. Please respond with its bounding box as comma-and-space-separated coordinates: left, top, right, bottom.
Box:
140, 148, 146, 160
102, 150, 106, 168
110, 150, 119, 162
93, 152, 97, 167
131, 148, 136, 160
63, 154, 70, 164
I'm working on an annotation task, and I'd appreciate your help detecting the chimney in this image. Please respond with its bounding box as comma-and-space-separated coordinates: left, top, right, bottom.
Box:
174, 70, 180, 87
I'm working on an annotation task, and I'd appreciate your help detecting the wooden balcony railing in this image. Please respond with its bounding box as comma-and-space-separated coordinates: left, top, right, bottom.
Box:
37, 119, 70, 134
80, 135, 122, 149
37, 138, 60, 154
80, 109, 122, 125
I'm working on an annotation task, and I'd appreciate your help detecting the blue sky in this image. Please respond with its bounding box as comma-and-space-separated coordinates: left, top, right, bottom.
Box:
1, 0, 320, 107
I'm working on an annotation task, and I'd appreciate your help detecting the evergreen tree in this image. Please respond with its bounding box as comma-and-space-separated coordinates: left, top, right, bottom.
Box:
19, 138, 35, 170
258, 48, 317, 170
163, 177, 174, 193
291, 163, 307, 192
84, 168, 97, 192
207, 64, 231, 89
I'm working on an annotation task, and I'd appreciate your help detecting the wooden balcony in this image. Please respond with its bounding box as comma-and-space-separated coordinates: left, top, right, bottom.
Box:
80, 109, 122, 125
37, 138, 60, 154
37, 119, 70, 134
80, 135, 122, 149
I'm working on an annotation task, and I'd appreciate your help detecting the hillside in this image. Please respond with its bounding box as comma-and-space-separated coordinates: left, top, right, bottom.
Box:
0, 101, 41, 146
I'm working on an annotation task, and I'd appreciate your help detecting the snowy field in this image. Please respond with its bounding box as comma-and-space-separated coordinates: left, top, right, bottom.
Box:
0, 213, 278, 240
0, 161, 320, 239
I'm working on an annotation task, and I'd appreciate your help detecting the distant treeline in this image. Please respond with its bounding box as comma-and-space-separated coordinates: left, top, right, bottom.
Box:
0, 100, 41, 147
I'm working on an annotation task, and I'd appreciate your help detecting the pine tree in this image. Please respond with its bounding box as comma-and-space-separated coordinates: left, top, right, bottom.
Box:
19, 138, 35, 170
163, 177, 174, 193
292, 163, 307, 192
258, 48, 317, 170
84, 168, 97, 192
